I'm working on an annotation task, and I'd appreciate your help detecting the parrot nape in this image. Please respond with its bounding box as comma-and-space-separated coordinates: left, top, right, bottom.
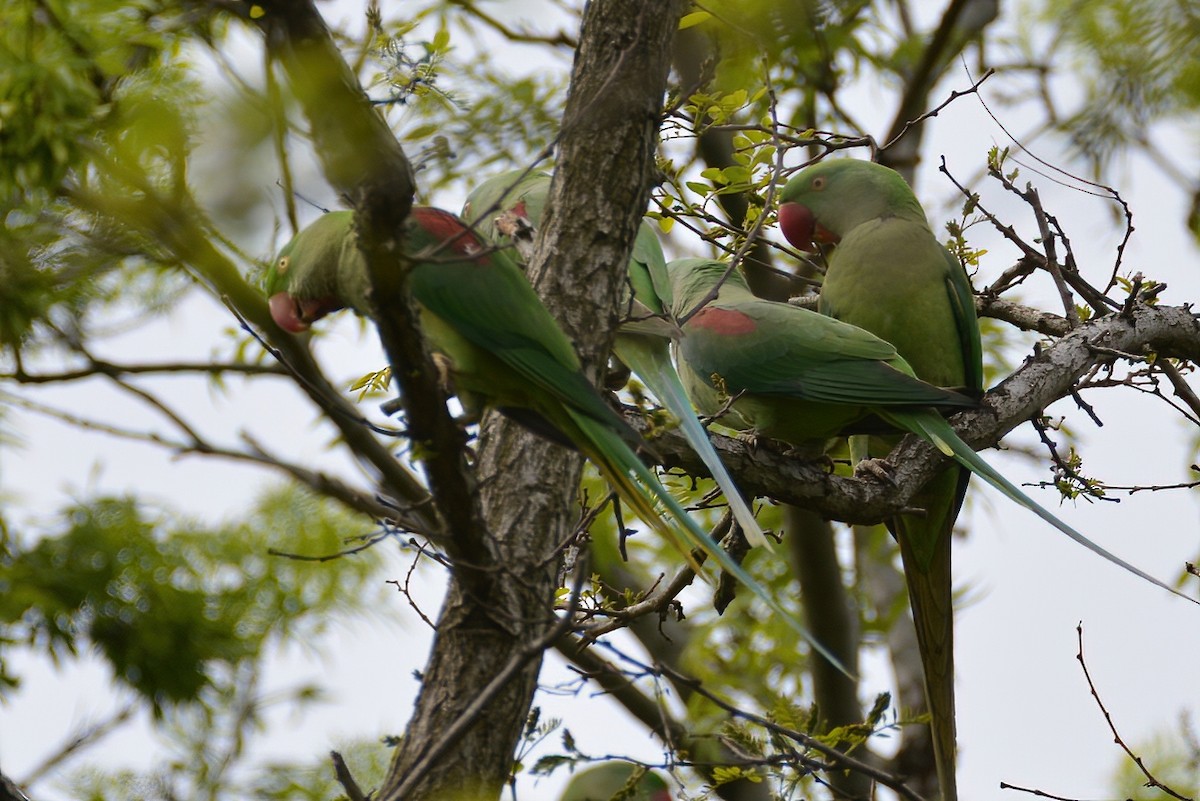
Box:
462, 169, 770, 550
779, 157, 982, 800
560, 762, 671, 801
264, 208, 847, 671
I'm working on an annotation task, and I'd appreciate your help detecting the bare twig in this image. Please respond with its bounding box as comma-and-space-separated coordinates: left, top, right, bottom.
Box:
447, 0, 575, 47
655, 662, 930, 801
19, 706, 135, 786
1075, 623, 1194, 801
3, 360, 285, 383
998, 782, 1083, 801
331, 751, 369, 801
881, 68, 995, 152
1159, 359, 1200, 424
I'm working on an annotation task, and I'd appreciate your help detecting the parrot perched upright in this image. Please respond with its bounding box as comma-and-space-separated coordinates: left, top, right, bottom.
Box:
462, 169, 769, 549
560, 763, 672, 801
778, 158, 981, 800
264, 208, 846, 668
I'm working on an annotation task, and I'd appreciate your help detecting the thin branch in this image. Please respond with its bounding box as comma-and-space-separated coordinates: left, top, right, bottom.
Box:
1075, 623, 1195, 801
966, 84, 1137, 295
1159, 359, 1200, 423
655, 662, 930, 801
19, 705, 135, 786
2, 360, 285, 383
880, 68, 995, 152
446, 0, 577, 48
3, 389, 409, 525
998, 782, 1084, 801
331, 751, 368, 801
554, 637, 690, 752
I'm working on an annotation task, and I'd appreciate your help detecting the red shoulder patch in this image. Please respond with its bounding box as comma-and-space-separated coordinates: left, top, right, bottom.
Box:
691, 306, 757, 335
411, 207, 485, 257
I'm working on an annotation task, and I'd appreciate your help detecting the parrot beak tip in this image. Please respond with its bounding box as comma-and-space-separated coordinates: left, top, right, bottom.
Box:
268, 292, 311, 333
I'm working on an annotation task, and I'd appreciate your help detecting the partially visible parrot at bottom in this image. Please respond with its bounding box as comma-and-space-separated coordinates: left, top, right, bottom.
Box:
560, 763, 671, 801
461, 169, 770, 550
263, 208, 849, 671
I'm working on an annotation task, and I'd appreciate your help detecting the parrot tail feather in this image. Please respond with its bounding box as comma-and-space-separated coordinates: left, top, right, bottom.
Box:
571, 410, 856, 678
884, 410, 1199, 606
614, 339, 772, 550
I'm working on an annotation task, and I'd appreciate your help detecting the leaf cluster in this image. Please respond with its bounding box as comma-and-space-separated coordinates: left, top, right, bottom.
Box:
0, 486, 384, 710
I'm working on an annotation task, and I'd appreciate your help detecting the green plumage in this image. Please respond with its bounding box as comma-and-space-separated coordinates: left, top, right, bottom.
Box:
668, 256, 1194, 720
777, 159, 1196, 799
560, 763, 671, 801
668, 258, 977, 447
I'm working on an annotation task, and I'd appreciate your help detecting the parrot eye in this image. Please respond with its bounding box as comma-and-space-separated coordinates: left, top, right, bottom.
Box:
277, 255, 290, 275
811, 176, 827, 191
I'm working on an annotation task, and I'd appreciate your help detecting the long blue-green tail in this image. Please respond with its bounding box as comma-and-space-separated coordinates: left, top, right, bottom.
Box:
569, 409, 854, 677
613, 335, 771, 550
883, 409, 1198, 606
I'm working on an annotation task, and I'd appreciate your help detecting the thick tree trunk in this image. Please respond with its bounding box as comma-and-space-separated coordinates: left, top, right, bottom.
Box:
378, 2, 685, 799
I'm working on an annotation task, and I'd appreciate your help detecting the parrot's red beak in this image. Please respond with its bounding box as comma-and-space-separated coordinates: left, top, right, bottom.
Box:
269, 292, 308, 332
269, 292, 342, 333
778, 202, 838, 250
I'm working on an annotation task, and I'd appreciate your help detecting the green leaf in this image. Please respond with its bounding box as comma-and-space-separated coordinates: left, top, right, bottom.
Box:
678, 10, 712, 30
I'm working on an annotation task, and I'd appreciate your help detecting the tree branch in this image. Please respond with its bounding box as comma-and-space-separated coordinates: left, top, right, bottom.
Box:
250, 0, 488, 570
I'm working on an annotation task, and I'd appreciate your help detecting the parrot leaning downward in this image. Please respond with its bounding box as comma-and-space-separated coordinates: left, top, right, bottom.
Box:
263, 208, 847, 670
779, 157, 982, 801
462, 169, 770, 549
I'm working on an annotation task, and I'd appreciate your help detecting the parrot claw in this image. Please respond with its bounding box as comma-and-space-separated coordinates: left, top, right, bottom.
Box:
735, 430, 762, 450
495, 211, 537, 261
432, 352, 457, 395
854, 457, 897, 485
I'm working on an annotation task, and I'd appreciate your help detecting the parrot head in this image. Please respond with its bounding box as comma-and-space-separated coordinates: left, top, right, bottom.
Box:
559, 763, 672, 801
777, 158, 925, 251
264, 208, 489, 333
265, 211, 355, 333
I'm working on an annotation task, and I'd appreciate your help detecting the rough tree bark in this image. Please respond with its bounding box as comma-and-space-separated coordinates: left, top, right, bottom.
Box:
374, 2, 687, 799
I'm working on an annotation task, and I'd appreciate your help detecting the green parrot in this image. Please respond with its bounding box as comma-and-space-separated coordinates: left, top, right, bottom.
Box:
560, 763, 671, 801
462, 169, 770, 549
668, 258, 1195, 597
778, 158, 981, 800
264, 208, 847, 669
